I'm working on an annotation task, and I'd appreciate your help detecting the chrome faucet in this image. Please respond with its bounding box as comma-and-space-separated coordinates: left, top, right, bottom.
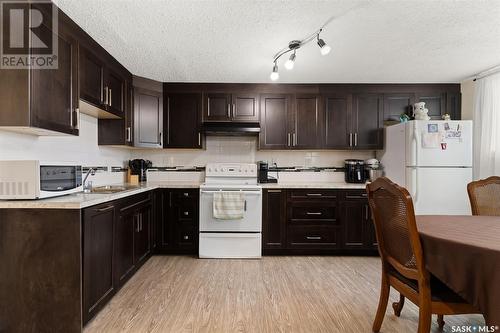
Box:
83, 168, 96, 193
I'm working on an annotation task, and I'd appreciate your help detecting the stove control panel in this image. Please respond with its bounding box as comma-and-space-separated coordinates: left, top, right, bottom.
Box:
205, 163, 257, 178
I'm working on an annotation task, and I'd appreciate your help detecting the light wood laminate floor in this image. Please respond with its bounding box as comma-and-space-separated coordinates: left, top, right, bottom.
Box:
84, 256, 483, 333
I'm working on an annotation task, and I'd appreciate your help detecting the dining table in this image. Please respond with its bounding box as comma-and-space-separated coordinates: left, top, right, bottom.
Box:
417, 215, 500, 327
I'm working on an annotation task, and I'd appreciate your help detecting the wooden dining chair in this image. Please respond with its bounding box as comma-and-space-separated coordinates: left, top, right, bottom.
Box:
467, 176, 500, 216
366, 177, 479, 333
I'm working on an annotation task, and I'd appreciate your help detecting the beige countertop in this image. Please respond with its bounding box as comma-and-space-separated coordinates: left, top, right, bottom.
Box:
0, 181, 367, 210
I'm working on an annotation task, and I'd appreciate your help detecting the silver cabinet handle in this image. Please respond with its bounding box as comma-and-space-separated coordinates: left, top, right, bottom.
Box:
306, 212, 322, 216
306, 193, 322, 197
126, 127, 131, 142
183, 192, 189, 197
227, 104, 231, 118
183, 235, 189, 240
354, 133, 358, 147
198, 132, 201, 146
135, 215, 140, 232
349, 133, 353, 147
267, 189, 282, 193
287, 133, 291, 147
183, 211, 189, 216
232, 103, 236, 117
306, 236, 322, 240
109, 89, 112, 107
365, 205, 369, 220
95, 205, 114, 212
104, 86, 109, 106
293, 133, 297, 146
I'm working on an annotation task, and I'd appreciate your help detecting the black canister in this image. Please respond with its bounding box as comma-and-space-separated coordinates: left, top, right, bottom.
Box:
344, 159, 366, 183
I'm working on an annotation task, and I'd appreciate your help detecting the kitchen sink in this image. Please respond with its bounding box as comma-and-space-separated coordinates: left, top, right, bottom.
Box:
89, 185, 138, 194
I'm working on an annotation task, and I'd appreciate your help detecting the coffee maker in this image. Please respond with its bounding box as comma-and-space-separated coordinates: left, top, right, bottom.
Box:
257, 161, 277, 184
129, 159, 152, 182
344, 159, 366, 183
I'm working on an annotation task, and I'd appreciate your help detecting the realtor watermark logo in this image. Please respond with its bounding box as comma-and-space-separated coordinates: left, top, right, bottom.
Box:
452, 325, 499, 333
1, 1, 58, 69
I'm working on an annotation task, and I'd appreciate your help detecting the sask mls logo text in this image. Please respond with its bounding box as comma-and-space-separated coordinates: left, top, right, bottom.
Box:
1, 1, 58, 69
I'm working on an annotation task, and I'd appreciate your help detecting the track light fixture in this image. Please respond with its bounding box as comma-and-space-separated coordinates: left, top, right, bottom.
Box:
269, 17, 333, 81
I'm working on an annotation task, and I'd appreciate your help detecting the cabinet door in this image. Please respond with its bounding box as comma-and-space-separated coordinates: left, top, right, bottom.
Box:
126, 81, 134, 145
363, 203, 378, 249
340, 200, 365, 249
134, 87, 163, 148
292, 95, 320, 149
114, 208, 136, 287
259, 94, 292, 149
262, 189, 286, 250
158, 190, 173, 252
352, 93, 383, 150
106, 69, 125, 116
30, 19, 78, 135
165, 93, 202, 148
83, 203, 115, 324
232, 94, 259, 122
447, 91, 461, 120
383, 93, 415, 122
79, 47, 105, 107
135, 205, 151, 265
323, 94, 350, 149
204, 93, 231, 121
417, 92, 446, 120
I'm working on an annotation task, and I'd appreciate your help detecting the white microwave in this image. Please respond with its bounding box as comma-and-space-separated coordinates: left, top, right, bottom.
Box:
0, 160, 83, 199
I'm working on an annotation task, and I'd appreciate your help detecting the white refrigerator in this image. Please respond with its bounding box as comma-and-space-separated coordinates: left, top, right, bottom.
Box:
377, 120, 473, 215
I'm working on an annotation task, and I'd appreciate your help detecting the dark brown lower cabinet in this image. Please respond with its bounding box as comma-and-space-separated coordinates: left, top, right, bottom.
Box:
157, 188, 199, 254
262, 188, 377, 254
82, 202, 116, 324
83, 192, 153, 324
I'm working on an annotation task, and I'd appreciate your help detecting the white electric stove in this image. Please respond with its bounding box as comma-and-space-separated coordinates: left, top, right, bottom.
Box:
199, 163, 262, 259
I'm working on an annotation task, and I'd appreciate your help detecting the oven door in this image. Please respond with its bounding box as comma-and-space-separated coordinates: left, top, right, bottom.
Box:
199, 187, 262, 232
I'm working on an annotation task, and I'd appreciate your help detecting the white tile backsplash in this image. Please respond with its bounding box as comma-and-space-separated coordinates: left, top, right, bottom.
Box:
1, 119, 375, 172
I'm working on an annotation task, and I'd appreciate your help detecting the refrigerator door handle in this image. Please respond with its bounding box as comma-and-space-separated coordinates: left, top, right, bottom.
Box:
409, 167, 418, 205
413, 121, 420, 166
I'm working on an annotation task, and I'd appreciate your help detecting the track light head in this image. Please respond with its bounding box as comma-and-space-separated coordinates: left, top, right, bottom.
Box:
270, 63, 279, 81
284, 52, 296, 70
317, 38, 331, 56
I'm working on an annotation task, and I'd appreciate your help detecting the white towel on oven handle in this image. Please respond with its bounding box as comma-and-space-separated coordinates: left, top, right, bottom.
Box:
213, 191, 245, 220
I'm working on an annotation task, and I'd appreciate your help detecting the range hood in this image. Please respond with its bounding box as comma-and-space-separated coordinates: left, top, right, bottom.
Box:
202, 122, 260, 136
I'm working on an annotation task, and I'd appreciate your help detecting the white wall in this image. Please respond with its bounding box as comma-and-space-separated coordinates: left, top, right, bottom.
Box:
132, 136, 374, 167
0, 114, 131, 167
461, 79, 475, 120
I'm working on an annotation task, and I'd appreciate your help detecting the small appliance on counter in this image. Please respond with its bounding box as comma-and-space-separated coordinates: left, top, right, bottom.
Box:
128, 159, 152, 182
365, 158, 384, 182
344, 159, 366, 183
0, 160, 82, 199
257, 161, 277, 184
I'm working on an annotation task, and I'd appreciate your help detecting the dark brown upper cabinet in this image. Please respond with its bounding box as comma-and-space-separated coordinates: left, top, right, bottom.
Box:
323, 94, 351, 149
352, 93, 383, 150
79, 47, 127, 119
203, 93, 259, 122
416, 92, 446, 120
259, 94, 292, 149
383, 93, 415, 123
291, 95, 321, 149
134, 87, 163, 148
0, 6, 79, 136
164, 92, 203, 148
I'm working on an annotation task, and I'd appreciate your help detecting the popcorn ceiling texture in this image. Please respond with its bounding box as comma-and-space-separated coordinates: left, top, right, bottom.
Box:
53, 0, 500, 83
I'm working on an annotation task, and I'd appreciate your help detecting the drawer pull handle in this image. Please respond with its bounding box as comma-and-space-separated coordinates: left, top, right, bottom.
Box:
306, 212, 322, 216
346, 195, 367, 199
183, 193, 189, 197
183, 235, 189, 240
183, 211, 189, 216
306, 193, 322, 197
306, 236, 322, 240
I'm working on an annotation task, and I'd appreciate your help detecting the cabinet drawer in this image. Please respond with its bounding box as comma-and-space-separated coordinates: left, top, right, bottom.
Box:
289, 205, 337, 224
176, 224, 198, 250
117, 192, 151, 211
172, 189, 199, 202
177, 202, 197, 221
287, 226, 339, 248
342, 190, 368, 200
288, 189, 338, 201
